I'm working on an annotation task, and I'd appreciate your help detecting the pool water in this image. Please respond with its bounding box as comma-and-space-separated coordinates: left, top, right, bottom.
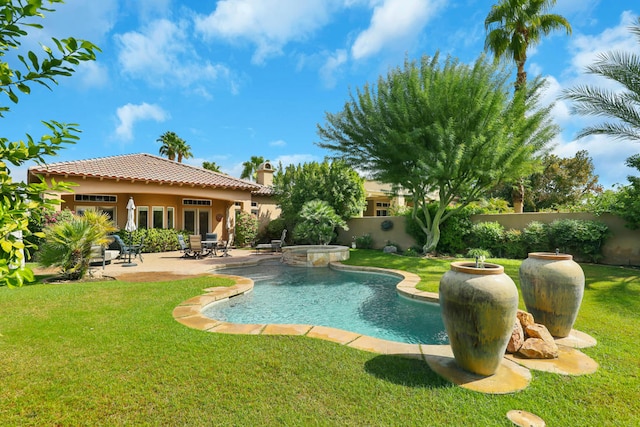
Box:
203, 262, 448, 345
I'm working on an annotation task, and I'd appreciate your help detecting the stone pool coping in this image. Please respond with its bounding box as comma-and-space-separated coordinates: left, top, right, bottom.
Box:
172, 259, 598, 394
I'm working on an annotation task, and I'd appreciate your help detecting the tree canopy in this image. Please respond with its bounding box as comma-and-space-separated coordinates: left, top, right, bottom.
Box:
202, 161, 221, 172
1, 0, 99, 287
157, 131, 192, 163
561, 17, 640, 142
273, 160, 365, 227
317, 53, 557, 252
240, 156, 264, 181
485, 0, 571, 90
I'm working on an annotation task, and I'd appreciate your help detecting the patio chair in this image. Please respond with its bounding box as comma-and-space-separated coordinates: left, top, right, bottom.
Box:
113, 234, 145, 263
219, 234, 234, 257
177, 234, 188, 257
186, 235, 210, 259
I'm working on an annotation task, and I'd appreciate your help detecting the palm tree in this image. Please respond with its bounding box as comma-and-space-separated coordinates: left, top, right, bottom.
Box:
240, 156, 264, 181
484, 0, 572, 91
157, 131, 192, 163
202, 161, 222, 172
561, 17, 640, 142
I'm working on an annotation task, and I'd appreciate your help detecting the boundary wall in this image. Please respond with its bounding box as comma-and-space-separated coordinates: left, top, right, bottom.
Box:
339, 213, 640, 266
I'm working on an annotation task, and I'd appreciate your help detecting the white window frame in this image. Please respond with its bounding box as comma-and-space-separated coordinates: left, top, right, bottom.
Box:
152, 206, 164, 229
166, 207, 175, 229
137, 206, 149, 229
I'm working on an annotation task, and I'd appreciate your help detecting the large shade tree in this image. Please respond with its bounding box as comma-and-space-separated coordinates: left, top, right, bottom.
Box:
0, 0, 99, 287
317, 53, 558, 253
273, 160, 365, 227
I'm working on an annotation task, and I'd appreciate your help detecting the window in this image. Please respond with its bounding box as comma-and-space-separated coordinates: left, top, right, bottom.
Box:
183, 199, 211, 206
376, 209, 388, 217
152, 207, 164, 229
166, 207, 175, 229
137, 207, 149, 229
75, 194, 117, 203
251, 201, 258, 208
376, 202, 390, 208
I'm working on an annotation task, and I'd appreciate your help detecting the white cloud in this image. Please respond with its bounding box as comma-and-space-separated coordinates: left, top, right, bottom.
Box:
75, 61, 109, 89
194, 0, 337, 64
551, 134, 637, 188
351, 0, 444, 60
115, 19, 235, 96
269, 139, 287, 147
319, 49, 348, 88
114, 103, 169, 141
273, 154, 318, 167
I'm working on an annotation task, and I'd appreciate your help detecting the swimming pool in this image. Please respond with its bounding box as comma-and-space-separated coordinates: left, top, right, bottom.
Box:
202, 261, 448, 345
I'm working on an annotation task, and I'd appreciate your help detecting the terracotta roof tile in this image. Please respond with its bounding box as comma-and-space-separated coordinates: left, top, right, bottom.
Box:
29, 153, 260, 191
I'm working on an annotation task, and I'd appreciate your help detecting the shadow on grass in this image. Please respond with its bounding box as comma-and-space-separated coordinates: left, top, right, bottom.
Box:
364, 354, 452, 389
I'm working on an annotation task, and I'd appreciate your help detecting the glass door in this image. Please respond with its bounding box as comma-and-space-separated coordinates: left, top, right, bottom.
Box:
184, 209, 210, 238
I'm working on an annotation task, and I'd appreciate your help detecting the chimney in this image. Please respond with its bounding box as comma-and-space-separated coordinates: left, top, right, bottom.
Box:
256, 161, 274, 187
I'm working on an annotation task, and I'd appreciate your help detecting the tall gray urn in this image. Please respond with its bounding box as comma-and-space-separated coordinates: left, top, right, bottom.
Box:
439, 262, 519, 376
519, 252, 585, 338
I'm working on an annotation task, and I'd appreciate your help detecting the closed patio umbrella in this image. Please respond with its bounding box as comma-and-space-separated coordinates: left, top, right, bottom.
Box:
124, 197, 137, 266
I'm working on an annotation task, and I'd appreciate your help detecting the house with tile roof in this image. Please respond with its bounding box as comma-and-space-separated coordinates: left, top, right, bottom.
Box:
28, 153, 280, 240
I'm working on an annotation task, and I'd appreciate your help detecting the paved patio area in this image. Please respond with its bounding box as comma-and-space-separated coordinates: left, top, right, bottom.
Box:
92, 248, 281, 280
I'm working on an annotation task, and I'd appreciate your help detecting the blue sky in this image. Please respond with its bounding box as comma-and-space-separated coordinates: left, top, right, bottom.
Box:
6, 0, 639, 188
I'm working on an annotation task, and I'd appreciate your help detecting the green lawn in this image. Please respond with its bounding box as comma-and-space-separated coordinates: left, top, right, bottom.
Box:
1, 251, 638, 426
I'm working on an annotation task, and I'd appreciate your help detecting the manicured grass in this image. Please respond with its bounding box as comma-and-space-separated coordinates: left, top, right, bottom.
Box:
1, 252, 639, 425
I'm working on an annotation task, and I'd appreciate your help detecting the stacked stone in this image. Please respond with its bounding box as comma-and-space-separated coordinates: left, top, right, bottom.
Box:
506, 310, 559, 359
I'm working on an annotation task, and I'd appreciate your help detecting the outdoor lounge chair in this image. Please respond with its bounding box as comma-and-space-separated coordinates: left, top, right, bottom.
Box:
186, 235, 210, 259
255, 229, 287, 253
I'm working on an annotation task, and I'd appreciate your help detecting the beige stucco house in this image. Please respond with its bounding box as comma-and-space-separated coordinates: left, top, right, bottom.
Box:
28, 153, 280, 239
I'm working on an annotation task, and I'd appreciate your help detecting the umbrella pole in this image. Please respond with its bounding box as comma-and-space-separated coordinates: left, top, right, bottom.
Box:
128, 231, 132, 264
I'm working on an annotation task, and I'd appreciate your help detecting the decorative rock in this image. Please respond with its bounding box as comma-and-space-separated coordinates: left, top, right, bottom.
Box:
517, 310, 534, 328
525, 323, 556, 345
383, 245, 397, 254
507, 319, 524, 354
518, 338, 559, 359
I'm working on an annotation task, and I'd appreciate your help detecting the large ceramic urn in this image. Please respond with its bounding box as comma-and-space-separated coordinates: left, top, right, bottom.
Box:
439, 262, 519, 376
519, 252, 585, 338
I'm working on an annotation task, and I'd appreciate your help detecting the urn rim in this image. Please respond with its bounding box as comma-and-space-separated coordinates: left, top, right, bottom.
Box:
449, 261, 504, 275
528, 252, 573, 261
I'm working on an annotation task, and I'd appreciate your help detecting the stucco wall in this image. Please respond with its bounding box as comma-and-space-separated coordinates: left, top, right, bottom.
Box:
471, 212, 640, 266
337, 216, 417, 251
340, 213, 639, 266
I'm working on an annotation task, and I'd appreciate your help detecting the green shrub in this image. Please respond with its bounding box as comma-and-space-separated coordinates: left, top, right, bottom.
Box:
355, 233, 373, 249
468, 221, 504, 256
235, 211, 259, 247
546, 219, 610, 262
260, 217, 287, 242
116, 228, 183, 253
523, 221, 551, 253
503, 228, 527, 259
